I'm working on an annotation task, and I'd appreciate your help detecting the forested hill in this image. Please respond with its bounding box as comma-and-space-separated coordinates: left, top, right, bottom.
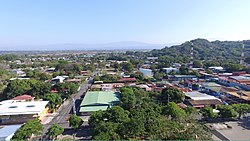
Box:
149, 38, 250, 64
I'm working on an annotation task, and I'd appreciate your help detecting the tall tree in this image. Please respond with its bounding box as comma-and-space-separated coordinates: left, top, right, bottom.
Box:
121, 62, 134, 72
69, 114, 83, 139
44, 93, 62, 112
161, 102, 186, 119
161, 87, 185, 103
120, 87, 136, 110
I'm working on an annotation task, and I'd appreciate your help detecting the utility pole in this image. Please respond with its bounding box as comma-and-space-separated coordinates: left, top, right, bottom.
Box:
168, 93, 170, 103
72, 98, 76, 114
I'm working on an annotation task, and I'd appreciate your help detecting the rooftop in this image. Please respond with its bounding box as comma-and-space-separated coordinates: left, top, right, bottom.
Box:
226, 91, 250, 101
188, 99, 222, 107
229, 76, 250, 81
185, 91, 221, 101
118, 78, 136, 82
0, 100, 49, 116
0, 124, 22, 139
170, 75, 197, 78
11, 94, 34, 101
80, 91, 120, 112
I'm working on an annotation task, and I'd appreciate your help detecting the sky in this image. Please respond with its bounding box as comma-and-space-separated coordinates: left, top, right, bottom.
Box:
0, 0, 250, 48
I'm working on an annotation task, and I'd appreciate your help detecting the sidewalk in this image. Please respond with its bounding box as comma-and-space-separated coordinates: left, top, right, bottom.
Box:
40, 113, 58, 124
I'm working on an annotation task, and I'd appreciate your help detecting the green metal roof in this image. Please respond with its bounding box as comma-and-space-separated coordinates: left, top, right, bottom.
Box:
79, 91, 120, 112
80, 106, 108, 112
204, 82, 223, 92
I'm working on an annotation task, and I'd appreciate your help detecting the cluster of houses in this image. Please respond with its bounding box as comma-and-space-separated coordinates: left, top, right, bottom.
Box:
77, 58, 250, 117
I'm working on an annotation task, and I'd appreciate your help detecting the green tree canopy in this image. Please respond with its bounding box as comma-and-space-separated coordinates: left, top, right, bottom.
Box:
161, 87, 185, 103
119, 87, 136, 110
44, 93, 62, 112
121, 62, 134, 72
11, 119, 43, 140
200, 106, 217, 119
69, 114, 83, 129
217, 105, 237, 119
232, 103, 250, 118
161, 102, 186, 119
47, 124, 64, 140
55, 82, 79, 99
193, 60, 203, 68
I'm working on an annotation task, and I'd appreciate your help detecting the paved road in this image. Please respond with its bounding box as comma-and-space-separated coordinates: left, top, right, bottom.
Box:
42, 71, 97, 135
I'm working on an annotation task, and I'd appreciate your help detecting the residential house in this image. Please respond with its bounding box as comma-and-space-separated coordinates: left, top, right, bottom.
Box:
168, 75, 197, 81
184, 91, 222, 108
218, 76, 250, 90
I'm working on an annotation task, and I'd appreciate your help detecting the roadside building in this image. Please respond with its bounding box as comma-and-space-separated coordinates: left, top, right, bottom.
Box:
0, 124, 22, 141
184, 91, 222, 108
51, 76, 67, 83
209, 66, 224, 73
201, 82, 224, 96
225, 90, 250, 104
101, 84, 113, 91
80, 71, 89, 76
163, 67, 179, 74
218, 76, 250, 90
136, 84, 152, 91
118, 77, 136, 83
65, 79, 81, 83
79, 91, 120, 114
0, 100, 49, 125
169, 75, 197, 81
147, 57, 158, 60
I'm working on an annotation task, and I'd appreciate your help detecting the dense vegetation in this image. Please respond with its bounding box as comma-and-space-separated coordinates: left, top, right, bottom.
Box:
150, 39, 250, 64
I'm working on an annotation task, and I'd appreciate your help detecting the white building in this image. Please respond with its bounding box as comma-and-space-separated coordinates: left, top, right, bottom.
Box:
0, 100, 49, 124
51, 75, 68, 83
209, 66, 224, 72
163, 67, 179, 74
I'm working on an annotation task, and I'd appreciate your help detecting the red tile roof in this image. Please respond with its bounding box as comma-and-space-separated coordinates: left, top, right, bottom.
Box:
118, 78, 136, 82
12, 94, 34, 101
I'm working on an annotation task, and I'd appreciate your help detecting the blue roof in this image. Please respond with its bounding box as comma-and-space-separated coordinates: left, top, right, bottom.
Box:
0, 125, 22, 138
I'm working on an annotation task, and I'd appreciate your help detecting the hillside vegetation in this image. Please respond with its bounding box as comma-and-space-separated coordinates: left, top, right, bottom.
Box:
149, 39, 250, 64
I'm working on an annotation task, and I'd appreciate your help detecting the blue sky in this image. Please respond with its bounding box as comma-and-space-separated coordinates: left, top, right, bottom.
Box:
0, 0, 250, 47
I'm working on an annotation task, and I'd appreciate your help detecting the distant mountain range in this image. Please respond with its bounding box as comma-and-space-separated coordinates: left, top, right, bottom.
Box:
0, 41, 175, 51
